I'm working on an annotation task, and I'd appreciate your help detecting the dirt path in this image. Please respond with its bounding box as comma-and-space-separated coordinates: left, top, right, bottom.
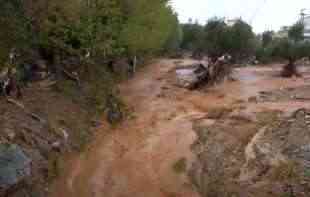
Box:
49, 59, 310, 197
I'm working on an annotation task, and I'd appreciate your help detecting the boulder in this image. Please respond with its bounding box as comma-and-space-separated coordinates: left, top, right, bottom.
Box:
107, 104, 123, 124
0, 144, 31, 193
240, 109, 310, 182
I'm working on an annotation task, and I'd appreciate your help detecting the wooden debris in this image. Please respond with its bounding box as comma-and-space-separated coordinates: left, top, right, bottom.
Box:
62, 68, 81, 87
6, 98, 46, 124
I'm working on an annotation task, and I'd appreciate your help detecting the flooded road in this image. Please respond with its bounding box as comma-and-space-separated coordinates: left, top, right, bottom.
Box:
49, 59, 310, 197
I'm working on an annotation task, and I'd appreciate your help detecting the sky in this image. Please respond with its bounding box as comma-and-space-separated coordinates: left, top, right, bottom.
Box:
171, 0, 309, 33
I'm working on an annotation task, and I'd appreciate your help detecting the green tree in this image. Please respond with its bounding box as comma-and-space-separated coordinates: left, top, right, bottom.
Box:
262, 31, 274, 47
0, 0, 32, 66
203, 18, 255, 61
180, 22, 204, 52
0, 0, 179, 74
272, 22, 310, 77
163, 14, 183, 54
273, 38, 310, 77
228, 20, 255, 60
78, 0, 123, 58
288, 22, 304, 42
120, 0, 175, 56
204, 18, 229, 60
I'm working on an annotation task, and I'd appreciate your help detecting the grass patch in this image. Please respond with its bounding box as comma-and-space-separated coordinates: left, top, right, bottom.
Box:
269, 160, 299, 182
304, 169, 310, 177
173, 157, 187, 174
256, 110, 282, 127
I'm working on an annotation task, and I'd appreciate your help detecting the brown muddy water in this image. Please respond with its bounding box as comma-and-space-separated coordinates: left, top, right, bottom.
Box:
49, 60, 310, 197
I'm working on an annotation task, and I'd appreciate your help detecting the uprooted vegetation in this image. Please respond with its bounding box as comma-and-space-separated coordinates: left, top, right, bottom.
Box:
175, 56, 233, 90
189, 108, 310, 197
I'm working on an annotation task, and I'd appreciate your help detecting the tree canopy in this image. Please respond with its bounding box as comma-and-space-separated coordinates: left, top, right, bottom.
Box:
180, 18, 255, 61
0, 0, 180, 68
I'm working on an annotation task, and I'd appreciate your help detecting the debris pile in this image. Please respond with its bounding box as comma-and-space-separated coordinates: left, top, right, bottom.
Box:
175, 55, 232, 89
176, 63, 209, 89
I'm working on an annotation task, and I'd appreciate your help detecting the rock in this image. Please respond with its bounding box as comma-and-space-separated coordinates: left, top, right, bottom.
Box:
293, 108, 307, 119
4, 128, 16, 141
0, 144, 31, 193
51, 141, 62, 152
248, 96, 257, 103
107, 108, 122, 124
297, 145, 310, 161
60, 128, 69, 142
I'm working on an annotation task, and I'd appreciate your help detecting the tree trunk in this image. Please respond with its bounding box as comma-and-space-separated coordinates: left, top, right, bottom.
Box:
133, 55, 137, 74
281, 59, 300, 78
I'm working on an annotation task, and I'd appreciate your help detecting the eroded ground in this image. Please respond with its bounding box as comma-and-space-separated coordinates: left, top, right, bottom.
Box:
49, 59, 310, 197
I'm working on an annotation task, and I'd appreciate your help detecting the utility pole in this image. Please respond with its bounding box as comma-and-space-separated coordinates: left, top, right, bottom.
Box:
300, 9, 306, 24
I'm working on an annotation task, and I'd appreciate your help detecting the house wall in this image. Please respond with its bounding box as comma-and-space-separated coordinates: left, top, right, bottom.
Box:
304, 16, 310, 40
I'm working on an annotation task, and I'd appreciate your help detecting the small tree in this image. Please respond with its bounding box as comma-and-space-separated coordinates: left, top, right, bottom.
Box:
273, 22, 310, 77
180, 22, 204, 54
204, 18, 255, 62
204, 18, 229, 61
288, 22, 304, 42
0, 0, 32, 67
228, 20, 255, 61
255, 31, 274, 63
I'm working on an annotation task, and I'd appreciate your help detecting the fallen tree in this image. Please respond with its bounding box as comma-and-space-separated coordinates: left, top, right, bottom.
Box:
176, 55, 232, 89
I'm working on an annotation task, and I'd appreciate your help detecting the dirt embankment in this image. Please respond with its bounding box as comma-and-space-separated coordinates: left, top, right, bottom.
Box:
42, 59, 310, 197
0, 82, 99, 197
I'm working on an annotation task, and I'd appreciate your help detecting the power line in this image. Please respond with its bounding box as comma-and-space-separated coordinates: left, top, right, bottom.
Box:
249, 0, 267, 25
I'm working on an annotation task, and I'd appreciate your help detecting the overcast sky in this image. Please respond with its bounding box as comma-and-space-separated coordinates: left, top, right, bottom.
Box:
171, 0, 309, 33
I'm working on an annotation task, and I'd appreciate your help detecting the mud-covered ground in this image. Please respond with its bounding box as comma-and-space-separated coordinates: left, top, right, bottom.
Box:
46, 60, 310, 197
190, 64, 310, 197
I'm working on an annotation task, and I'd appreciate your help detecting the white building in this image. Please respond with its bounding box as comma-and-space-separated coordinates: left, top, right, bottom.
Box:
225, 18, 241, 27
304, 16, 310, 40
274, 26, 289, 39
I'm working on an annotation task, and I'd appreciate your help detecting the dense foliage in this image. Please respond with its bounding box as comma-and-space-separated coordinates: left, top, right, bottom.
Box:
180, 21, 204, 53
0, 0, 182, 114
180, 18, 256, 61
0, 0, 180, 68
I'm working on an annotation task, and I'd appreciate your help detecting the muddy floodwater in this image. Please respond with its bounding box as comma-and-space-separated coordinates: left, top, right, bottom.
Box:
49, 60, 310, 197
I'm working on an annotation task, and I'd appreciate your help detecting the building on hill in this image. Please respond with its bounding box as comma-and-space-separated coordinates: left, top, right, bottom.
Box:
303, 15, 310, 40
226, 18, 241, 27
273, 26, 289, 39
273, 13, 310, 40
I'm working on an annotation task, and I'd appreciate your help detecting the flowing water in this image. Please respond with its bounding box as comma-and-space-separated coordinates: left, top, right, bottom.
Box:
49, 60, 310, 197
